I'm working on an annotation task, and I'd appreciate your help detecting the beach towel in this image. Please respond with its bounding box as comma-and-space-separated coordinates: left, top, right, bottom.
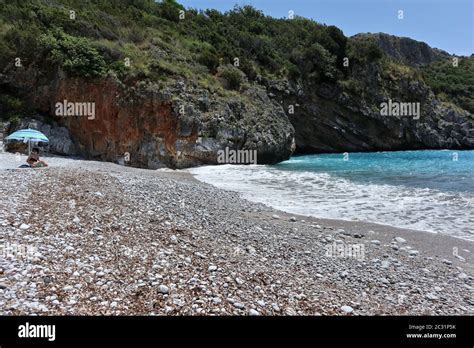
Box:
17, 163, 47, 169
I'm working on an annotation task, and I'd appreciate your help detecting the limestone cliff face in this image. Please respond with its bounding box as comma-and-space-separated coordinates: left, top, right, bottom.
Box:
352, 33, 451, 67
13, 73, 295, 169
4, 58, 472, 168
264, 61, 473, 153
51, 78, 190, 169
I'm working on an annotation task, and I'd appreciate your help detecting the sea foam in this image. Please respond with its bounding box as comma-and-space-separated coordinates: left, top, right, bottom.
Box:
189, 159, 474, 241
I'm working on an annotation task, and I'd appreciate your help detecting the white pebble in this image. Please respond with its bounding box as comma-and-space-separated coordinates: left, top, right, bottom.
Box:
233, 302, 245, 309
158, 285, 169, 294
394, 237, 406, 244
341, 305, 353, 313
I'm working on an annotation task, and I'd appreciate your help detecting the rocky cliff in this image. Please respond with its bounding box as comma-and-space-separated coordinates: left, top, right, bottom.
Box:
0, 1, 472, 169
2, 69, 294, 168
352, 33, 451, 67
267, 61, 473, 153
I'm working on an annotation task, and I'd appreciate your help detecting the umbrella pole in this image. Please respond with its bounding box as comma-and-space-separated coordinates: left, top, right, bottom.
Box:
28, 139, 31, 154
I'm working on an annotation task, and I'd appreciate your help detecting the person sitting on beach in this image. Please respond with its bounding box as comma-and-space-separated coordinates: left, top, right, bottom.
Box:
26, 147, 48, 168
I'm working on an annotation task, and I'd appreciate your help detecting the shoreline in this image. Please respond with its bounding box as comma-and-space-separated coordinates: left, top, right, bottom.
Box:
183, 168, 474, 273
1, 153, 472, 315
188, 159, 474, 242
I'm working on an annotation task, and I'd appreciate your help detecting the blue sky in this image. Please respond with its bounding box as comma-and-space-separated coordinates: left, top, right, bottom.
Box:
178, 0, 473, 56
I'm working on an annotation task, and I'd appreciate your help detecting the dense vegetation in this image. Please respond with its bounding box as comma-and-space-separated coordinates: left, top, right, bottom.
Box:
0, 0, 471, 121
0, 0, 354, 78
422, 58, 474, 113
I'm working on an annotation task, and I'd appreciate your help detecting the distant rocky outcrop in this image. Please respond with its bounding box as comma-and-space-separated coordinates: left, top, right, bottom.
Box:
266, 62, 473, 153
352, 33, 452, 67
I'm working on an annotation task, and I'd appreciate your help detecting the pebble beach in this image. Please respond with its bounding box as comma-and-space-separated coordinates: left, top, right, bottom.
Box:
0, 153, 473, 315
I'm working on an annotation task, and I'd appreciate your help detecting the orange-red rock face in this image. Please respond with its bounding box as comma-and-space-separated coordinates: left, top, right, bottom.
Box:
52, 78, 198, 168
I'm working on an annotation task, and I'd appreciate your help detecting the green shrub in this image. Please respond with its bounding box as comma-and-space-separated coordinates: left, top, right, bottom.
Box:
3, 25, 41, 67
39, 30, 107, 77
198, 50, 219, 73
348, 37, 384, 64
286, 63, 301, 80
220, 67, 243, 90
290, 43, 338, 83
422, 58, 474, 113
158, 0, 185, 22
0, 94, 27, 121
240, 57, 258, 81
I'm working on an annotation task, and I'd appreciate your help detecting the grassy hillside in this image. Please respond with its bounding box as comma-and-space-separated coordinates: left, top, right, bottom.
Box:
0, 0, 349, 79
0, 0, 471, 122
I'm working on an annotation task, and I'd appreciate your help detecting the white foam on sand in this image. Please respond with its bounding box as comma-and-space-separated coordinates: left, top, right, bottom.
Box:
189, 164, 474, 241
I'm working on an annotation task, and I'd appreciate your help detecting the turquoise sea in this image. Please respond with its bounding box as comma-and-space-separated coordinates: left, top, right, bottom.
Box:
190, 150, 474, 240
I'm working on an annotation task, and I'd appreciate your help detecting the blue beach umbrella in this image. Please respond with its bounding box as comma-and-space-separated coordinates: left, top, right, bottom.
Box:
6, 129, 49, 154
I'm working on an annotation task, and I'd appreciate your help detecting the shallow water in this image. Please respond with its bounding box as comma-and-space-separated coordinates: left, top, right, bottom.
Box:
189, 150, 474, 240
